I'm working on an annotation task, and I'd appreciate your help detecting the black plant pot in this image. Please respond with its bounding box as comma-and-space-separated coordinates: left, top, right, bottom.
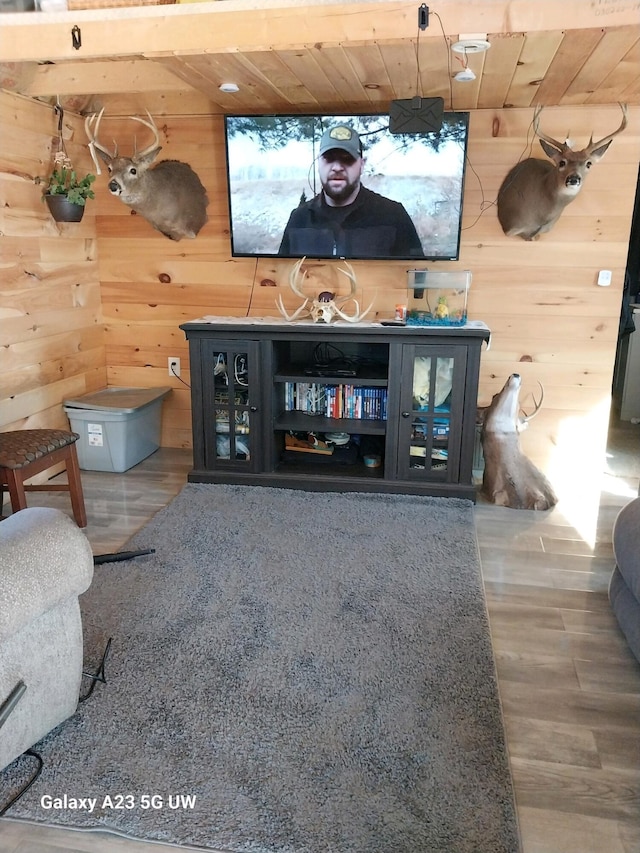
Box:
44, 194, 85, 222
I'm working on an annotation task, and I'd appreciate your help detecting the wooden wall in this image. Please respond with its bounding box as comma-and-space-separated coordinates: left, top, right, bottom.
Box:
2, 88, 639, 500
96, 103, 639, 495
0, 92, 105, 441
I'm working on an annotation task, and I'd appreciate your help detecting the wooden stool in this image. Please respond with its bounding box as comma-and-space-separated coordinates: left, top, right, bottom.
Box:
0, 429, 87, 528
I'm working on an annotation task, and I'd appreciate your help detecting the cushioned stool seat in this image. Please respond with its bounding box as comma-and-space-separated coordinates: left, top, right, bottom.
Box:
0, 429, 87, 528
609, 496, 640, 663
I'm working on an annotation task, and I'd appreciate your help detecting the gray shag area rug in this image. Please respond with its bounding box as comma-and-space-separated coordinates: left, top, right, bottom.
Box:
4, 484, 520, 853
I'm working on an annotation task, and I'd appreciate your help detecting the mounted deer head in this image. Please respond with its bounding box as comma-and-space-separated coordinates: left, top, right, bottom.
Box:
476, 374, 557, 510
85, 109, 209, 241
497, 104, 627, 241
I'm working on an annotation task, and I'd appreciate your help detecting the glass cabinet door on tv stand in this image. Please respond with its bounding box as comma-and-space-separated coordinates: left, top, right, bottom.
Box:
395, 344, 467, 483
201, 339, 260, 471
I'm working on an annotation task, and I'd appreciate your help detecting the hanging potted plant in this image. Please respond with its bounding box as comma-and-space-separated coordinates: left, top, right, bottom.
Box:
42, 167, 96, 222
40, 103, 96, 223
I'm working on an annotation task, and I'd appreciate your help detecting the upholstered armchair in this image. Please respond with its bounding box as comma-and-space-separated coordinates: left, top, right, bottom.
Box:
609, 495, 640, 663
0, 507, 94, 788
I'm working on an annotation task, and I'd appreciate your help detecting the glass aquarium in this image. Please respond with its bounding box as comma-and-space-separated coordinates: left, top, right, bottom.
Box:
406, 269, 471, 327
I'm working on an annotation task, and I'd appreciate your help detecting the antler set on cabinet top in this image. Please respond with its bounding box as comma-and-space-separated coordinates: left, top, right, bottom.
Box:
276, 258, 373, 324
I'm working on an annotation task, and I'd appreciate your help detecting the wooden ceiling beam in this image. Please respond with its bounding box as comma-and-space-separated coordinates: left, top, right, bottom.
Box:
24, 60, 188, 97
0, 0, 638, 64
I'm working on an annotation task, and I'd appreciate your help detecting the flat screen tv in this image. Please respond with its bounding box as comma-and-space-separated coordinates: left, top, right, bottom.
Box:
223, 112, 470, 262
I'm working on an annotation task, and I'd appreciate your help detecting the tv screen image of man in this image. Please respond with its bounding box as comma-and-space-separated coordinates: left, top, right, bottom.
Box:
278, 125, 425, 259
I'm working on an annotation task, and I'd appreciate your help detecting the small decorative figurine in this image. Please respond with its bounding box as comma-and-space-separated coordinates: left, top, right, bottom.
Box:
434, 296, 449, 319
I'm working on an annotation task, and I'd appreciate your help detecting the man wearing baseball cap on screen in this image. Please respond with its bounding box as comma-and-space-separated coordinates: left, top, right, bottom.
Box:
278, 124, 425, 259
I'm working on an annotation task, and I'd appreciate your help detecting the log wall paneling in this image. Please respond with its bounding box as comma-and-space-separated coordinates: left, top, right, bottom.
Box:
0, 92, 106, 487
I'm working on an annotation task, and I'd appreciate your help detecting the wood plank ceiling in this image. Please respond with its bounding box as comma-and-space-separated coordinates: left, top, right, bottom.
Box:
0, 0, 639, 115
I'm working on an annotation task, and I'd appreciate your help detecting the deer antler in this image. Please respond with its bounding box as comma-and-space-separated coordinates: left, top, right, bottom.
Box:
275, 294, 311, 321
333, 263, 374, 322
587, 103, 628, 153
520, 381, 544, 422
86, 110, 161, 173
532, 106, 568, 153
276, 257, 311, 321
128, 111, 161, 159
533, 103, 628, 155
335, 262, 357, 305
288, 257, 309, 300
85, 108, 117, 175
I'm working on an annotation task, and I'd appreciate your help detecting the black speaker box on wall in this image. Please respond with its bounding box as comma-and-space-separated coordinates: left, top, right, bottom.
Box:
389, 96, 444, 134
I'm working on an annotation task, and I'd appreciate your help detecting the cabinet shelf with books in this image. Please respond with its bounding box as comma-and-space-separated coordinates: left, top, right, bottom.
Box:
277, 381, 388, 421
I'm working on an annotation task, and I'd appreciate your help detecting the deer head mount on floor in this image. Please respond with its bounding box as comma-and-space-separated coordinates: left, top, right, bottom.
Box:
497, 104, 627, 241
477, 374, 557, 510
85, 109, 209, 241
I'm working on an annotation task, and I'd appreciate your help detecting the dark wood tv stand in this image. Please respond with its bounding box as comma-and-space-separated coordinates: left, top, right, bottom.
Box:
180, 318, 490, 500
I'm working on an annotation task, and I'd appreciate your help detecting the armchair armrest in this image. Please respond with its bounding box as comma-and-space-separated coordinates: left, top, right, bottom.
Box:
613, 497, 640, 598
0, 507, 93, 641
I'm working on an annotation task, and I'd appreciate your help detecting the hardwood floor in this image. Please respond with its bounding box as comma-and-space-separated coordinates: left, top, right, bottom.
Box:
476, 422, 640, 853
2, 427, 640, 853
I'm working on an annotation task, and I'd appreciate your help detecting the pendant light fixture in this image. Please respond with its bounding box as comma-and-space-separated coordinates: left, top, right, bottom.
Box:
451, 38, 490, 83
